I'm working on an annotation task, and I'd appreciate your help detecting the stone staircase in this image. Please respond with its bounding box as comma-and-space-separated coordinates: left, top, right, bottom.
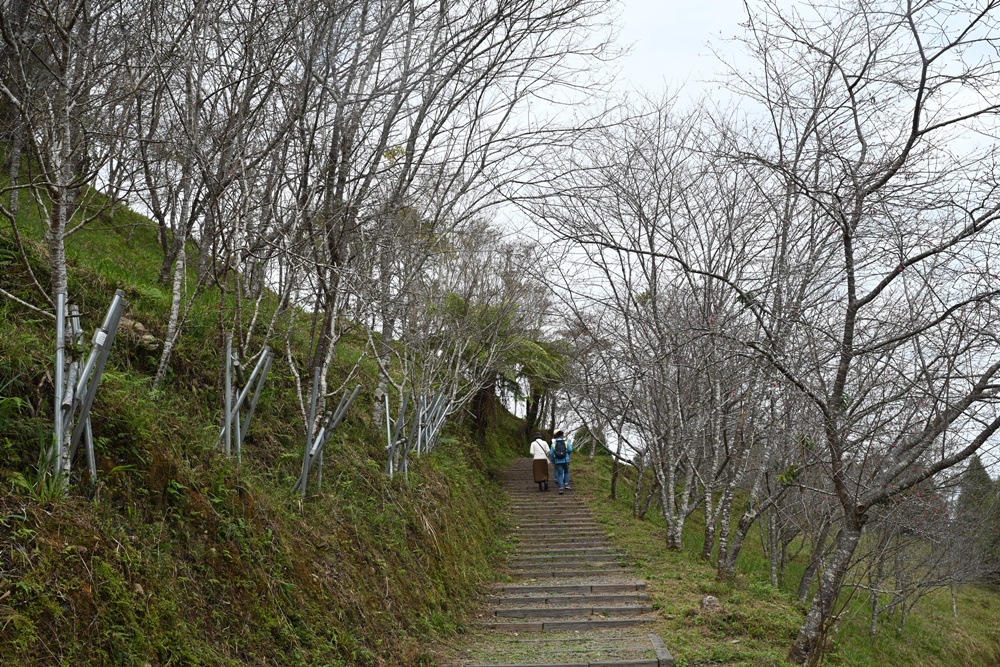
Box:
450, 458, 674, 667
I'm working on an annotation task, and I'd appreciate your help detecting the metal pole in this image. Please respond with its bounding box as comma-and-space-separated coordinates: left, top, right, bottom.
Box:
393, 391, 409, 472
306, 367, 320, 443
231, 349, 269, 416
69, 291, 126, 454
328, 385, 360, 432
299, 367, 320, 490
223, 334, 233, 457
84, 418, 96, 483
234, 376, 242, 465
53, 292, 66, 478
318, 385, 348, 492
300, 385, 360, 496
297, 422, 326, 498
239, 349, 272, 442
60, 361, 78, 473
316, 446, 323, 489
384, 394, 393, 475
418, 396, 425, 456
64, 306, 87, 466
69, 305, 83, 347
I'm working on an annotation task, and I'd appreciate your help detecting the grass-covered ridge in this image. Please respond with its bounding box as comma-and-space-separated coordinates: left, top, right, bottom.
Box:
0, 205, 523, 666
569, 453, 1000, 667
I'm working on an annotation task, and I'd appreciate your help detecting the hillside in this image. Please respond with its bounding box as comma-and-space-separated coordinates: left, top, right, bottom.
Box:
568, 454, 1000, 667
0, 206, 523, 666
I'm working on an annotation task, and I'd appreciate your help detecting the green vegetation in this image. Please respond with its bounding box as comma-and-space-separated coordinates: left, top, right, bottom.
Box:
0, 205, 524, 666
570, 453, 1000, 667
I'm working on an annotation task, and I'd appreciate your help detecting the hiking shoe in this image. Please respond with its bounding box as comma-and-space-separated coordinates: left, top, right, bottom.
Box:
558, 488, 563, 494
565, 485, 572, 490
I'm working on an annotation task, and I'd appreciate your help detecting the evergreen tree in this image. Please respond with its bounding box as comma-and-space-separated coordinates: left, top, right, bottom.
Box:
956, 455, 1000, 576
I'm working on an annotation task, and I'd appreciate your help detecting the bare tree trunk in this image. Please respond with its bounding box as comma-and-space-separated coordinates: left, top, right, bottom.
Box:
715, 482, 736, 568
638, 477, 659, 520
768, 510, 780, 587
153, 238, 187, 389
666, 462, 696, 550
372, 315, 394, 426
609, 437, 623, 501
152, 159, 194, 389
788, 522, 863, 665
632, 461, 645, 518
701, 378, 724, 560
797, 518, 832, 603
7, 125, 21, 216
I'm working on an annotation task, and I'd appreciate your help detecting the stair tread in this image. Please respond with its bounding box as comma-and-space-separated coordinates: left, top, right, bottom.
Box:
450, 460, 672, 667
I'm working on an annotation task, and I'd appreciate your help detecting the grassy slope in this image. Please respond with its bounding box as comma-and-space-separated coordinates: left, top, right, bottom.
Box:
0, 202, 524, 666
569, 453, 1000, 667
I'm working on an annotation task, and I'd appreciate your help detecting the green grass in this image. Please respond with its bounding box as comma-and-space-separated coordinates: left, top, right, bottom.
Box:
569, 454, 1000, 666
0, 191, 525, 666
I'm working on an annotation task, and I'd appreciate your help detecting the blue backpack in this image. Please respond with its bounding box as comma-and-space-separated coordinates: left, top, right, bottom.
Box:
553, 438, 568, 460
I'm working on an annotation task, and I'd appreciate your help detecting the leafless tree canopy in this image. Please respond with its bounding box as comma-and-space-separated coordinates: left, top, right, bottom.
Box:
530, 0, 1000, 663
6, 0, 1000, 663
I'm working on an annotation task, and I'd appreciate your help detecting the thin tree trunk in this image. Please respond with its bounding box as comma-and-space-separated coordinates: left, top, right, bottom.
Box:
788, 522, 863, 665
638, 477, 659, 520
715, 483, 736, 569
667, 462, 696, 550
7, 127, 21, 216
633, 462, 645, 518
797, 518, 831, 603
609, 437, 622, 500
549, 394, 556, 434
701, 378, 724, 560
769, 511, 780, 587
372, 314, 394, 426
152, 170, 193, 390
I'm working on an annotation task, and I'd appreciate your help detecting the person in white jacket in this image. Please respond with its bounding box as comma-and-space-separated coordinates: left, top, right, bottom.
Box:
529, 432, 550, 492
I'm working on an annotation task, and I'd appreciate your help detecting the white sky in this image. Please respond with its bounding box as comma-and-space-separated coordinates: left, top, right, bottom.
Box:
613, 0, 748, 95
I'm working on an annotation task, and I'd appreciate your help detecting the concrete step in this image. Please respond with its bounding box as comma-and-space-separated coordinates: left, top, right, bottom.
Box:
511, 514, 595, 520
508, 490, 584, 495
462, 660, 659, 666
515, 526, 600, 533
512, 528, 601, 534
514, 535, 610, 543
494, 582, 646, 594
481, 617, 658, 632
513, 553, 621, 564
515, 535, 607, 542
515, 524, 602, 531
515, 541, 611, 549
510, 559, 624, 568
453, 631, 672, 667
510, 567, 632, 579
517, 545, 621, 557
491, 593, 648, 606
458, 459, 674, 667
512, 529, 607, 544
492, 605, 653, 619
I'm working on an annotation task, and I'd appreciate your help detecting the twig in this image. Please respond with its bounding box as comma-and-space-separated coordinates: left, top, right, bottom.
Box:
0, 288, 54, 319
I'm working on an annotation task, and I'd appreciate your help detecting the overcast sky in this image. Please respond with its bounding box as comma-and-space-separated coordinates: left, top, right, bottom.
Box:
614, 0, 748, 95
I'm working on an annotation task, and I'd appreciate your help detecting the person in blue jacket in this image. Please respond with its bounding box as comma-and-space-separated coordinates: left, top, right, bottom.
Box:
550, 429, 572, 494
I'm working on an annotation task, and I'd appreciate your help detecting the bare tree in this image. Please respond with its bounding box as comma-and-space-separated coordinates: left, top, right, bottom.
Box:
0, 0, 147, 302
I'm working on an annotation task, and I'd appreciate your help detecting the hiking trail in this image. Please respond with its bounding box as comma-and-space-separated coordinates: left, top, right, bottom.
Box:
447, 457, 674, 666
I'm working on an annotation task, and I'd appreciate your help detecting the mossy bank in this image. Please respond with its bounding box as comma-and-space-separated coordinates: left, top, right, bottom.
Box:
0, 209, 522, 666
